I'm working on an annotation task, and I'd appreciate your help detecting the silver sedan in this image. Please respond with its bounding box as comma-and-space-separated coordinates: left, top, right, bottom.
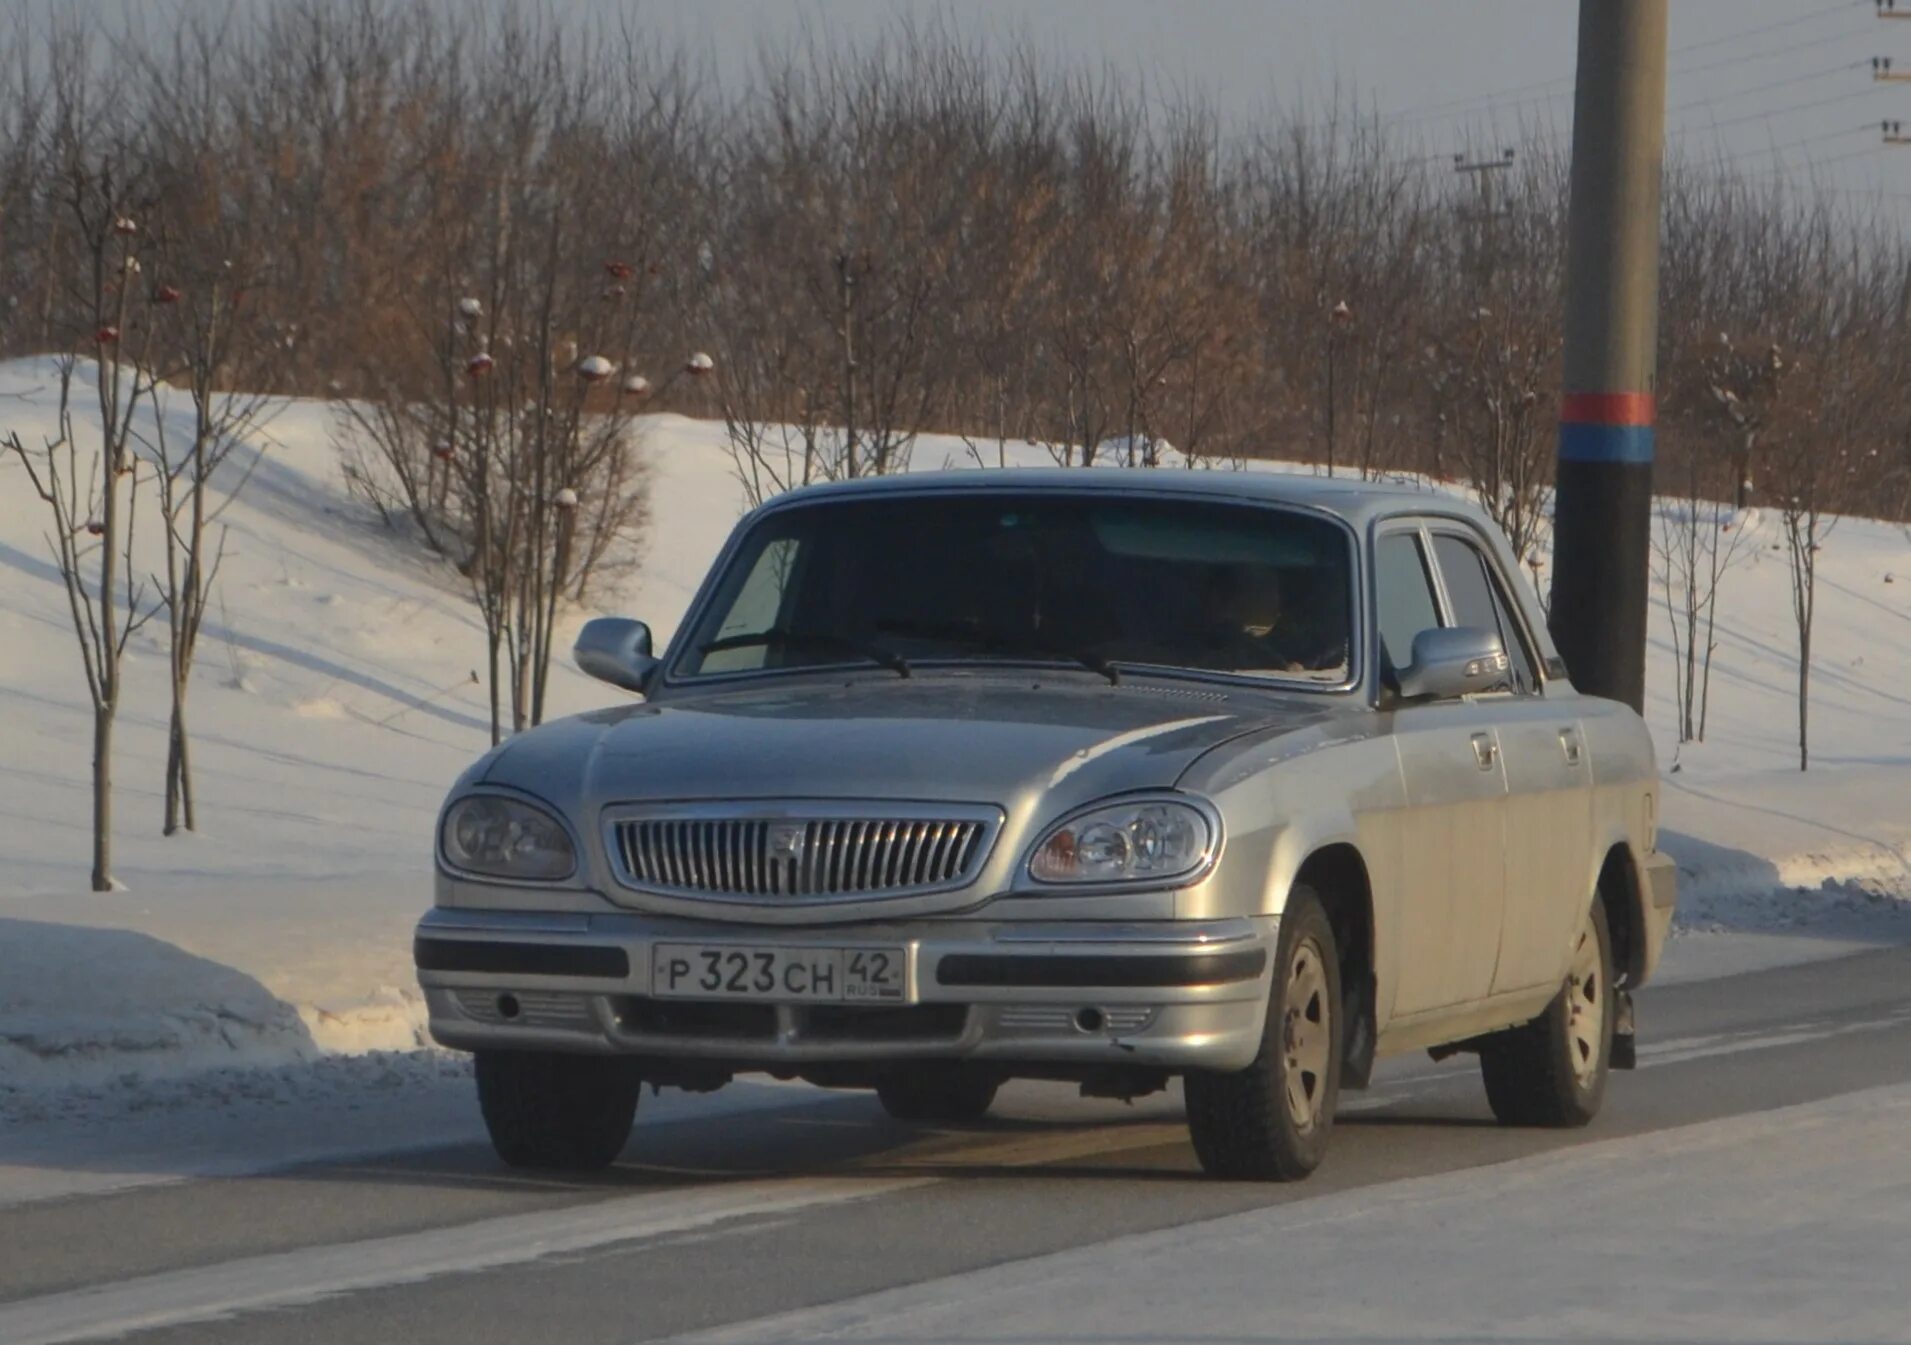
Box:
415, 471, 1674, 1180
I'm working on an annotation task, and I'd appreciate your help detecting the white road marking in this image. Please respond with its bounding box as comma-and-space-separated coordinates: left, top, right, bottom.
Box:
1635, 1003, 1911, 1068
0, 1178, 927, 1345
1342, 1001, 1911, 1108
0, 1116, 1183, 1345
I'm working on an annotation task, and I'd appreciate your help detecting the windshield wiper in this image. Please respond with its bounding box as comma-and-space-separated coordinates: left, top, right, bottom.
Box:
1012, 642, 1122, 686
698, 628, 911, 678
872, 618, 1120, 686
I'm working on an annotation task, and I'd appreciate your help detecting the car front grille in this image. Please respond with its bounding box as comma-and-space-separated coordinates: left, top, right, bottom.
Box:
606, 806, 1000, 901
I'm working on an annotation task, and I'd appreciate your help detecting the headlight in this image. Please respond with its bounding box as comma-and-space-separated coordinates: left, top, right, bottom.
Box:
440, 795, 576, 881
1027, 796, 1217, 886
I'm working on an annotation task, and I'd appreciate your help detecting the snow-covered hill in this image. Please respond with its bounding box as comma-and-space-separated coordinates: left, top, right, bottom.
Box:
2, 355, 1908, 1095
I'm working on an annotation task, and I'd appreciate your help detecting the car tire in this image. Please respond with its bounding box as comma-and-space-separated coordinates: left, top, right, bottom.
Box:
875, 1067, 1000, 1123
1479, 900, 1614, 1128
475, 1050, 641, 1171
1185, 885, 1341, 1181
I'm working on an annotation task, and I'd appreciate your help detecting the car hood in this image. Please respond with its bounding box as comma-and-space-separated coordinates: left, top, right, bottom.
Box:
483, 676, 1342, 814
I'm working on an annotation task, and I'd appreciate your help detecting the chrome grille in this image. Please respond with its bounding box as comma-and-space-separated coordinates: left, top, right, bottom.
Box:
607, 806, 999, 901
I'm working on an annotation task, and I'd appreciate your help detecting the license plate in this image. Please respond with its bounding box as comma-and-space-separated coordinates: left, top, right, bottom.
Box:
650, 944, 907, 1003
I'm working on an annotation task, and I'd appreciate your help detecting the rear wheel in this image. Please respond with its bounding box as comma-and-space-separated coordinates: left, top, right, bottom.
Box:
1185, 886, 1341, 1181
475, 1050, 641, 1170
1479, 901, 1614, 1127
875, 1067, 1000, 1123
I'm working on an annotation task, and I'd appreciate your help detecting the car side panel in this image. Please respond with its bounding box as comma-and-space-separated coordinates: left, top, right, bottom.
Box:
1493, 709, 1595, 994
1385, 701, 1510, 1015
1580, 697, 1669, 988
1178, 723, 1406, 1022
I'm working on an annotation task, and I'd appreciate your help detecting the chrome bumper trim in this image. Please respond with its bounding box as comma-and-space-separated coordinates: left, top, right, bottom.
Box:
415, 907, 1275, 1071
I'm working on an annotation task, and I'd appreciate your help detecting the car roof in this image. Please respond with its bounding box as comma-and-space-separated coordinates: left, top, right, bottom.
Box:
767, 466, 1491, 530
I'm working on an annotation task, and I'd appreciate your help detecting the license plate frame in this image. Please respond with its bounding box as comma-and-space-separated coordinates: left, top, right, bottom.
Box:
649, 943, 908, 1003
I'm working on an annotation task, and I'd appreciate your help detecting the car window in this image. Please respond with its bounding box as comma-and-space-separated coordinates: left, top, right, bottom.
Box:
677, 494, 1354, 685
1372, 531, 1440, 674
1431, 533, 1536, 694
701, 537, 803, 673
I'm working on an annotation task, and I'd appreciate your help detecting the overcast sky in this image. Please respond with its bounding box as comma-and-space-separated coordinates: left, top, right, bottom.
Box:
64, 1, 1911, 208
635, 0, 1908, 207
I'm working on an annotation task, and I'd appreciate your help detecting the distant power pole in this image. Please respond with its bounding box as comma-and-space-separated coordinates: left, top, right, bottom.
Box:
1550, 0, 1668, 715
1453, 148, 1515, 283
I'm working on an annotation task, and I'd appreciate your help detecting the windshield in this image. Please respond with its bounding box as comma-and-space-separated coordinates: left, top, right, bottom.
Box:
676, 491, 1354, 686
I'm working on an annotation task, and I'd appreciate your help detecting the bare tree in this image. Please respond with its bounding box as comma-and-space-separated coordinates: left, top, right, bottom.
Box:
1770, 348, 1863, 773
5, 351, 158, 889
333, 20, 667, 741
1656, 331, 1777, 743
3, 60, 171, 885
140, 261, 279, 834
1425, 301, 1558, 562
125, 23, 288, 834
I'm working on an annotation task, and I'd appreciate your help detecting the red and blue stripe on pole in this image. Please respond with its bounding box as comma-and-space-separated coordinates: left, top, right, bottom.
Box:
1557, 392, 1654, 464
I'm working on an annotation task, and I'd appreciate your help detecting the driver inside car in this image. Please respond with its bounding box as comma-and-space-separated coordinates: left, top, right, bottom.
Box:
1200, 563, 1346, 674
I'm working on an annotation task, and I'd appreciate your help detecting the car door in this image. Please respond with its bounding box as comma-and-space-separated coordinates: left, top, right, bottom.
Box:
1425, 528, 1593, 997
1374, 522, 1510, 1017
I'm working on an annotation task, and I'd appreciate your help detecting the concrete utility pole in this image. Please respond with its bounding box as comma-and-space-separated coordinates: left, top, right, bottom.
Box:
1549, 0, 1668, 714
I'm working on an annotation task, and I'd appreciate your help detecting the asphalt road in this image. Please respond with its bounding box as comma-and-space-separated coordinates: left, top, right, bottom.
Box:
5, 943, 1911, 1345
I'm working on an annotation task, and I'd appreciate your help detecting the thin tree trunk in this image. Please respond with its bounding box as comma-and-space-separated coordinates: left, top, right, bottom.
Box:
487, 622, 503, 746
839, 254, 859, 479
177, 712, 195, 831
1698, 621, 1718, 742
92, 705, 113, 892
1798, 633, 1810, 772
92, 361, 124, 891
1323, 338, 1336, 479
164, 700, 183, 835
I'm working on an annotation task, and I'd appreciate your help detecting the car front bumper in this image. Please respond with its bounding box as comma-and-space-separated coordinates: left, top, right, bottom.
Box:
414, 906, 1276, 1074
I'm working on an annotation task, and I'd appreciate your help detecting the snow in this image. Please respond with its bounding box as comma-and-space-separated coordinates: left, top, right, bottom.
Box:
1, 352, 1907, 1118
666, 1083, 1911, 1345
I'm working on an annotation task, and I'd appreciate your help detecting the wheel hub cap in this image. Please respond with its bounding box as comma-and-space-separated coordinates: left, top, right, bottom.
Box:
1565, 915, 1604, 1088
1282, 936, 1331, 1132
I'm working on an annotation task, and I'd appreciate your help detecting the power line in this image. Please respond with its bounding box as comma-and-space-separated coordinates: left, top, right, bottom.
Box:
1671, 17, 1873, 81
1754, 123, 1875, 156
1664, 0, 1861, 61
1755, 141, 1896, 175
1671, 83, 1882, 138
1388, 0, 1863, 127
1668, 59, 1867, 115
1366, 3, 1872, 142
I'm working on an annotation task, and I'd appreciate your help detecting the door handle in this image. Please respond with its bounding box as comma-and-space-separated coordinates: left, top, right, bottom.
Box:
1470, 732, 1498, 771
1560, 729, 1584, 767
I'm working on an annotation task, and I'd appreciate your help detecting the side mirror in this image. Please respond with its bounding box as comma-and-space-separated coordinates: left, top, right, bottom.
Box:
1396, 626, 1509, 701
574, 617, 659, 694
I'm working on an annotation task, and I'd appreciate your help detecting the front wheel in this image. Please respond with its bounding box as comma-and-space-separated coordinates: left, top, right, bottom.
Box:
1185, 885, 1341, 1181
475, 1050, 641, 1171
1479, 901, 1614, 1127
